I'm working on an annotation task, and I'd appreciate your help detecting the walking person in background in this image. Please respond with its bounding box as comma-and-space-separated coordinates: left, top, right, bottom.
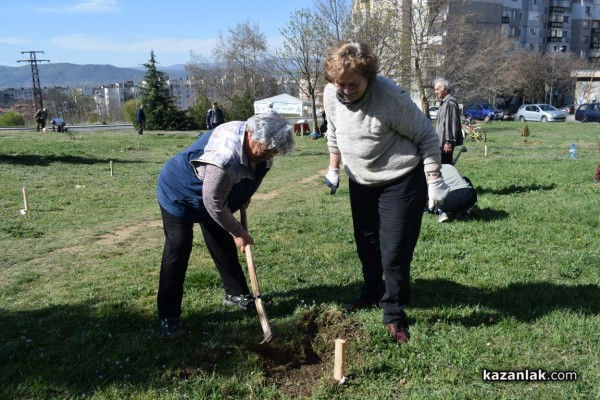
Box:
156, 112, 294, 338
34, 107, 48, 132
322, 40, 449, 344
206, 102, 224, 130
434, 78, 462, 164
136, 105, 146, 135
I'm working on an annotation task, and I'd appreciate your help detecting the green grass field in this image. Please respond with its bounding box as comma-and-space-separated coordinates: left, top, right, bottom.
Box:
1, 121, 599, 399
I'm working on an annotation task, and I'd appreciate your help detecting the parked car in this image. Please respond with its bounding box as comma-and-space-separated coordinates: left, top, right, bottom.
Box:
560, 104, 575, 114
574, 102, 600, 122
514, 104, 567, 122
429, 106, 439, 120
464, 103, 503, 122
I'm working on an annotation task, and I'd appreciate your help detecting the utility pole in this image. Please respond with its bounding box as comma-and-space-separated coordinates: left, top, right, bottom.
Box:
17, 51, 50, 112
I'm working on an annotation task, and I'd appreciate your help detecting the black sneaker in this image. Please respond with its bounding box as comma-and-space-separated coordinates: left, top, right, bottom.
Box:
160, 318, 181, 338
223, 294, 256, 311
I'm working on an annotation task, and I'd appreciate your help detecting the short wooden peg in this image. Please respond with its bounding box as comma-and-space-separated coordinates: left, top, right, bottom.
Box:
22, 187, 29, 211
333, 338, 346, 381
109, 160, 114, 176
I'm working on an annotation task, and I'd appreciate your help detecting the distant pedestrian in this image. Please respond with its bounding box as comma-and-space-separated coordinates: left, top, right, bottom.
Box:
206, 102, 224, 130
434, 78, 462, 164
136, 105, 146, 135
34, 107, 48, 132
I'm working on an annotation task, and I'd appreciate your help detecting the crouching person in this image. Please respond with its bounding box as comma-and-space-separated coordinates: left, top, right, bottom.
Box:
435, 163, 477, 222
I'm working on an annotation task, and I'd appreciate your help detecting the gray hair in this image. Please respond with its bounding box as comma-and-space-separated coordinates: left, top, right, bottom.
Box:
245, 111, 295, 155
434, 78, 451, 92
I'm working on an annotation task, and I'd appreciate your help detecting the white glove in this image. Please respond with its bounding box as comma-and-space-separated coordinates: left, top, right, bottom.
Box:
324, 167, 339, 194
427, 177, 450, 205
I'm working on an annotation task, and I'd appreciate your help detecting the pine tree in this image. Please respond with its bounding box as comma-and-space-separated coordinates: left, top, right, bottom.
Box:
138, 51, 194, 130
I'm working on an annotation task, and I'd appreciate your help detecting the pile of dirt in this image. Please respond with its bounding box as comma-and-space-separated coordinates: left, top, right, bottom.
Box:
244, 306, 370, 398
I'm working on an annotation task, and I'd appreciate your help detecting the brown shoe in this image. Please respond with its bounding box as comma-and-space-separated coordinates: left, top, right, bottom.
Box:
386, 321, 410, 344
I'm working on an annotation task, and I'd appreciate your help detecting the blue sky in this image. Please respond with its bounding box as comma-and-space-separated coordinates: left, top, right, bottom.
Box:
0, 0, 315, 68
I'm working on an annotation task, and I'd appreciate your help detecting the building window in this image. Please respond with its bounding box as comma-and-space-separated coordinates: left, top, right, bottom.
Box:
583, 36, 589, 43
531, 28, 537, 35
583, 21, 590, 29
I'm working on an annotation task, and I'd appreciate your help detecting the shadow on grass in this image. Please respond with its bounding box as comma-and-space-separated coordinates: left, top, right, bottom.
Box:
1, 279, 597, 397
465, 207, 509, 221
0, 154, 144, 166
412, 278, 600, 325
477, 182, 556, 195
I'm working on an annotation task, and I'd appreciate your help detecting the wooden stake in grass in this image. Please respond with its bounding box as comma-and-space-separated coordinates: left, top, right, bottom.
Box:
20, 187, 29, 215
484, 145, 488, 157
109, 160, 114, 176
333, 338, 346, 381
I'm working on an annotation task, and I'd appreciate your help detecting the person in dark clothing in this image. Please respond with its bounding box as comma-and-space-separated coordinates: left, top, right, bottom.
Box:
434, 78, 462, 164
34, 107, 48, 132
206, 102, 224, 130
322, 40, 449, 345
156, 112, 294, 338
136, 105, 146, 134
319, 109, 328, 136
51, 117, 67, 132
434, 164, 477, 222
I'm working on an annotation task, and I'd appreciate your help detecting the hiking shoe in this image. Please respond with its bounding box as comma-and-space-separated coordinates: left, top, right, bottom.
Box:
342, 297, 380, 313
223, 294, 256, 311
386, 321, 410, 344
160, 318, 181, 338
438, 210, 449, 223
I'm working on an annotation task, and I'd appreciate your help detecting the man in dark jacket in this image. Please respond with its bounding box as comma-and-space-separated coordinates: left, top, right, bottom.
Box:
434, 79, 462, 164
206, 102, 224, 129
34, 107, 48, 132
136, 105, 146, 134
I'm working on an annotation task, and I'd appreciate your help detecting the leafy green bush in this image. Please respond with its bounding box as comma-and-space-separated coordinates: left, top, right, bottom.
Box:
0, 111, 25, 126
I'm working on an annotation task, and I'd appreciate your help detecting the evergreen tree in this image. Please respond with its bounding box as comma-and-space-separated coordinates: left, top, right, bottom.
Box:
138, 51, 194, 130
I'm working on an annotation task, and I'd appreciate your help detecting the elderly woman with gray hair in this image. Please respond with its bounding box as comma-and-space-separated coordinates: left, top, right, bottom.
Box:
156, 112, 294, 338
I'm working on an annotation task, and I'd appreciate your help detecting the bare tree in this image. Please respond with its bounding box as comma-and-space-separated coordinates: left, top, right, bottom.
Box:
213, 20, 273, 101
273, 9, 327, 134
349, 2, 404, 79
315, 0, 352, 45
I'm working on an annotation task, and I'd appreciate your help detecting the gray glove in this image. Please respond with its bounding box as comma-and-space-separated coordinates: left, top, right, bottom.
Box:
427, 177, 450, 205
324, 167, 339, 194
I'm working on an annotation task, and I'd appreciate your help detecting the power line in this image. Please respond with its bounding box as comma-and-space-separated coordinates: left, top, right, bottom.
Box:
17, 51, 50, 110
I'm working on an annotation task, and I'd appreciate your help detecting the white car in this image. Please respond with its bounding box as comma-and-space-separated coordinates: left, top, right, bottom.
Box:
514, 104, 566, 122
429, 106, 439, 120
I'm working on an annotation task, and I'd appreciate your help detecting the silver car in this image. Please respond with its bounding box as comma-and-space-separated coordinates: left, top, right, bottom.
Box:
515, 104, 567, 122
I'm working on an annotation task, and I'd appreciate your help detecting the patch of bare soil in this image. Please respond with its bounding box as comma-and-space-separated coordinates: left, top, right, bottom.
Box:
244, 306, 369, 398
55, 220, 163, 255
252, 171, 326, 201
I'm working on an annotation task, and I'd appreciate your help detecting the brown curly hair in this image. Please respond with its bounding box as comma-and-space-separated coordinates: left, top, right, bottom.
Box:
323, 40, 378, 84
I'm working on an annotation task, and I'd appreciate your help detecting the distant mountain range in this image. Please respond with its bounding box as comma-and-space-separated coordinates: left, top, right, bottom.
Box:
0, 63, 188, 89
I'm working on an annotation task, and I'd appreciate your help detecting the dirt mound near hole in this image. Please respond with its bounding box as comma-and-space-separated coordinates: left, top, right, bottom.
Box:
245, 306, 370, 398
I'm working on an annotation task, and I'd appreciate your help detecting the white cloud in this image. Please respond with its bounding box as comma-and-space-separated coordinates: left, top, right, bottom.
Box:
50, 34, 216, 56
34, 0, 121, 14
